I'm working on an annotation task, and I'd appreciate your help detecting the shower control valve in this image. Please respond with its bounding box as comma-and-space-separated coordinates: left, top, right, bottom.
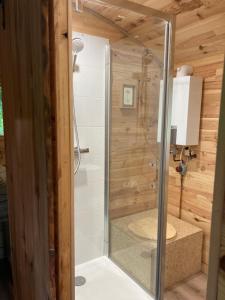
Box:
176, 161, 187, 176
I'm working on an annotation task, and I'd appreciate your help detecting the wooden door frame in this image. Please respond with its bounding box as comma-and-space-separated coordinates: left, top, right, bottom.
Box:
0, 0, 74, 299
207, 58, 225, 300
51, 0, 74, 299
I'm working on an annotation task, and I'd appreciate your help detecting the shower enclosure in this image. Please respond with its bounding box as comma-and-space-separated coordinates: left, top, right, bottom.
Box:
73, 1, 174, 299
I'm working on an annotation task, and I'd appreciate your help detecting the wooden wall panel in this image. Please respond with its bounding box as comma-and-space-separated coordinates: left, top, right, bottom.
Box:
0, 0, 53, 298
168, 9, 225, 274
109, 42, 162, 219
0, 0, 74, 299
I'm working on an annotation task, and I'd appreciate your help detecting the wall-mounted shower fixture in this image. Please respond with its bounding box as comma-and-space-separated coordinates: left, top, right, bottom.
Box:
143, 49, 153, 65
72, 37, 85, 174
72, 37, 84, 72
75, 147, 90, 154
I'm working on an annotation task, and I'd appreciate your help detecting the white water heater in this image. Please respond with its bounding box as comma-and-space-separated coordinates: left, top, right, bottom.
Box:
158, 76, 203, 146
171, 76, 203, 145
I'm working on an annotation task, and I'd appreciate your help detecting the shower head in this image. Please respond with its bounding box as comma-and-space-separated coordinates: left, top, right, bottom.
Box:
72, 37, 84, 72
72, 37, 84, 54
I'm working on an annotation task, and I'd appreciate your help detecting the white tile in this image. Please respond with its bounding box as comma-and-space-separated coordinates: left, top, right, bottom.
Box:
73, 66, 105, 98
75, 179, 105, 211
73, 32, 107, 266
75, 207, 104, 239
73, 32, 109, 68
75, 257, 154, 300
75, 234, 104, 265
74, 127, 105, 184
75, 126, 105, 161
75, 97, 105, 127
75, 161, 104, 185
78, 127, 105, 151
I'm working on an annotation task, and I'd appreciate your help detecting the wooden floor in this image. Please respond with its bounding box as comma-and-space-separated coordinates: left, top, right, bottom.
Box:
164, 273, 207, 300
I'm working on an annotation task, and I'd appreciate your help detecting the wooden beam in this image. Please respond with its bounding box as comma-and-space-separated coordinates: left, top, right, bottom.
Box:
72, 10, 123, 41
80, 5, 146, 47
207, 59, 225, 300
52, 0, 74, 299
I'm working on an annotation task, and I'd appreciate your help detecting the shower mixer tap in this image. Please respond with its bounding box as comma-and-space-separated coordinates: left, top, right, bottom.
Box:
74, 147, 90, 154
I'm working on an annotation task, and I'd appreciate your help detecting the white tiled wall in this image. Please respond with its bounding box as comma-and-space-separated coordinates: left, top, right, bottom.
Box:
73, 32, 108, 266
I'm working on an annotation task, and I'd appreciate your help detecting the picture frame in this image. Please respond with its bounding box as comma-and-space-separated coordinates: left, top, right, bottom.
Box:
122, 84, 136, 109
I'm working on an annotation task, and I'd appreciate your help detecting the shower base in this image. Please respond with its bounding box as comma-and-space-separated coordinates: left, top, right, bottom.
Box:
75, 256, 153, 300
110, 209, 203, 292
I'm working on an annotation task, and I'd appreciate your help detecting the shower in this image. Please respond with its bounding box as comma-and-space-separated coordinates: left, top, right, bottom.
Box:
72, 37, 84, 71
72, 37, 84, 174
73, 1, 175, 300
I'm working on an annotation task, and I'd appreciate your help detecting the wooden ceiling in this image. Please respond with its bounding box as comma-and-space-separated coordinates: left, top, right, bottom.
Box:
73, 0, 225, 30
72, 0, 225, 64
130, 0, 225, 65
131, 0, 224, 14
72, 0, 168, 58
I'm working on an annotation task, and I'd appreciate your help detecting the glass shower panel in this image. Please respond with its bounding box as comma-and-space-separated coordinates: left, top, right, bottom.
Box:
107, 10, 168, 297
73, 1, 173, 299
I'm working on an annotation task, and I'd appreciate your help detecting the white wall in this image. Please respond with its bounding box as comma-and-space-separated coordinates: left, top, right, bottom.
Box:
73, 32, 108, 266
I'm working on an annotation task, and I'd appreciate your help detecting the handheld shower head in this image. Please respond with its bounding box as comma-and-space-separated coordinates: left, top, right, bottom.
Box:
72, 37, 84, 72
72, 37, 84, 174
72, 37, 84, 54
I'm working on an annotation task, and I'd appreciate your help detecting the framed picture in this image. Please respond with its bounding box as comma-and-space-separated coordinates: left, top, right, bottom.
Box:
122, 84, 136, 108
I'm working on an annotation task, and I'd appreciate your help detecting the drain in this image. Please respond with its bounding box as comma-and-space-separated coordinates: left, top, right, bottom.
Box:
75, 276, 86, 286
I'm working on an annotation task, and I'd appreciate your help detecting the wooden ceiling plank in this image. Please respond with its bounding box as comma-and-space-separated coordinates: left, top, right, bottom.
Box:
82, 6, 146, 46
176, 2, 225, 29
72, 10, 123, 41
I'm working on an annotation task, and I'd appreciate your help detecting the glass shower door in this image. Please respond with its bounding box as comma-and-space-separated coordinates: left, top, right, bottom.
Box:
105, 5, 174, 299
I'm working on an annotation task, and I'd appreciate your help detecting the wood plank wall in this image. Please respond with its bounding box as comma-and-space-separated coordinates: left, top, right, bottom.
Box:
167, 10, 225, 274
168, 57, 224, 274
0, 0, 53, 297
109, 41, 162, 219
